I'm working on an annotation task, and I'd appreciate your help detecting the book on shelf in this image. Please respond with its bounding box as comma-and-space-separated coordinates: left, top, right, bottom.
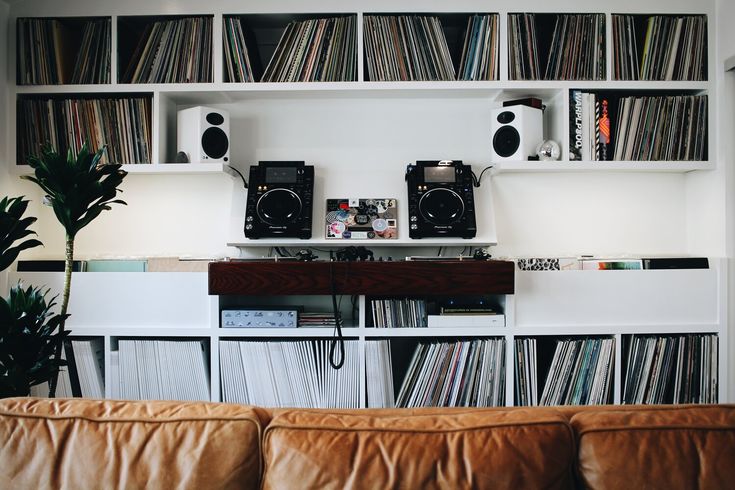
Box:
516, 257, 581, 271
17, 96, 152, 165
535, 337, 615, 406
111, 339, 209, 401
260, 15, 357, 82
395, 338, 505, 408
509, 13, 605, 81
612, 14, 707, 81
17, 17, 111, 85
641, 257, 709, 269
85, 260, 148, 272
219, 340, 360, 408
580, 259, 643, 271
121, 16, 213, 83
17, 260, 86, 272
623, 334, 717, 404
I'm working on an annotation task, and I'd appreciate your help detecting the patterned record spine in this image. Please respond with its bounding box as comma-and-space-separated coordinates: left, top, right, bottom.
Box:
594, 97, 601, 161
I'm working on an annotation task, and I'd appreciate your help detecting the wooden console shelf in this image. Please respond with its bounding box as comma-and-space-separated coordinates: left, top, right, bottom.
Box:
208, 260, 515, 296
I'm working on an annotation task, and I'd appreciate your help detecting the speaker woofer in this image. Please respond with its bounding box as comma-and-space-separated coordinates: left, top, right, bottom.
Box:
201, 127, 229, 159
492, 125, 521, 158
257, 189, 303, 225
418, 188, 465, 225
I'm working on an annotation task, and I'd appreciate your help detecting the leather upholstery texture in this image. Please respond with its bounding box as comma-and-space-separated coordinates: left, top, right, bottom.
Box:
262, 407, 576, 490
2, 399, 733, 490
571, 405, 735, 490
0, 397, 264, 490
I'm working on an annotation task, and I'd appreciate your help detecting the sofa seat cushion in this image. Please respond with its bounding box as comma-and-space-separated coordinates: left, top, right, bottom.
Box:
0, 397, 265, 490
262, 407, 575, 489
571, 404, 735, 490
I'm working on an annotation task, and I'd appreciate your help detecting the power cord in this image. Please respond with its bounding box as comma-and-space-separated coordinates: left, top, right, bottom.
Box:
471, 166, 494, 188
225, 164, 248, 189
329, 251, 345, 369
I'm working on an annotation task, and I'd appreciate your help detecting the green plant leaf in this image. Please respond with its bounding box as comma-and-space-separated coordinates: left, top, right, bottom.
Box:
24, 143, 127, 239
0, 196, 43, 273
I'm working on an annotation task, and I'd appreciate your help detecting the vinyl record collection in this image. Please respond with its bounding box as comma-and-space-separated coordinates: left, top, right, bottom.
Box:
71, 20, 112, 84
508, 13, 605, 80
366, 340, 395, 408
457, 14, 500, 81
514, 338, 537, 406
121, 16, 212, 83
507, 13, 539, 80
370, 298, 427, 328
612, 94, 707, 161
111, 340, 210, 401
537, 337, 615, 406
623, 334, 718, 404
219, 340, 360, 408
363, 15, 456, 81
569, 92, 708, 161
29, 339, 104, 398
17, 96, 152, 165
261, 16, 357, 82
395, 338, 506, 408
17, 18, 111, 85
299, 312, 338, 327
223, 17, 260, 82
612, 15, 707, 81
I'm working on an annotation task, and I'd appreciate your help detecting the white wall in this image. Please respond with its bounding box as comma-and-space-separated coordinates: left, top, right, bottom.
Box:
1, 0, 722, 262
716, 0, 735, 408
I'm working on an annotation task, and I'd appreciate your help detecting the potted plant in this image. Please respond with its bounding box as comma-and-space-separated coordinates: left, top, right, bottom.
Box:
0, 196, 68, 397
23, 143, 128, 396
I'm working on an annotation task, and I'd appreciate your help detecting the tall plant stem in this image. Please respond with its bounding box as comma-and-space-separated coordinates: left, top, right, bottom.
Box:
48, 234, 74, 397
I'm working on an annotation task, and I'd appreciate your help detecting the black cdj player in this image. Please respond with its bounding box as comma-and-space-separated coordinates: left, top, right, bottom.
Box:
244, 161, 314, 239
405, 160, 477, 239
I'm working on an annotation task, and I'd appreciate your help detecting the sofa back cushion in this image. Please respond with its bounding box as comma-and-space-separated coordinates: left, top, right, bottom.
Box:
571, 405, 735, 490
262, 407, 575, 489
0, 397, 264, 490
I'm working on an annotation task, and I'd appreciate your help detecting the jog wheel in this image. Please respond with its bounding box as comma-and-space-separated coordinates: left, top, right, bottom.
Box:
418, 188, 465, 225
257, 188, 302, 225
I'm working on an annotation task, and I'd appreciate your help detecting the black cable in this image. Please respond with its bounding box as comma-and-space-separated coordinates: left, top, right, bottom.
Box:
225, 164, 248, 189
471, 165, 494, 188
351, 295, 359, 325
329, 253, 345, 369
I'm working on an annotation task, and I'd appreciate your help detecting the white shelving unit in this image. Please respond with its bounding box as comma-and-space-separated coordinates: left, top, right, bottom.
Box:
5, 1, 726, 406
11, 258, 728, 405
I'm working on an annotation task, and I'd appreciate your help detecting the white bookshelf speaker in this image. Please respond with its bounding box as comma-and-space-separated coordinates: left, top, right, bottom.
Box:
490, 105, 543, 162
177, 106, 230, 163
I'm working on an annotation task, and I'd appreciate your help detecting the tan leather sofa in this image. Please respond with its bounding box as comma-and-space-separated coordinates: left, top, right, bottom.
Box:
1, 398, 733, 489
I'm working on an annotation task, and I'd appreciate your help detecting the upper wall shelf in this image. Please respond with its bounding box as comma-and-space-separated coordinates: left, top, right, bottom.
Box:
492, 161, 713, 173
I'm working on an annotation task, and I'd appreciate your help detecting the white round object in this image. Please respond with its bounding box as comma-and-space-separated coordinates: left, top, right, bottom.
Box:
536, 140, 561, 161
